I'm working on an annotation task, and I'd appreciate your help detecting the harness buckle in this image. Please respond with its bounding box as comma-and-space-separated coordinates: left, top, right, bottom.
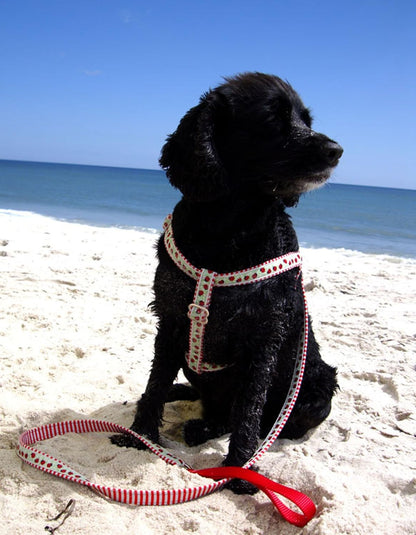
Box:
187, 303, 210, 325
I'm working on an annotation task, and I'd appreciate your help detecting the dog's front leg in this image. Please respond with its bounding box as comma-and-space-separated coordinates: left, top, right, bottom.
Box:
224, 353, 275, 494
111, 319, 182, 449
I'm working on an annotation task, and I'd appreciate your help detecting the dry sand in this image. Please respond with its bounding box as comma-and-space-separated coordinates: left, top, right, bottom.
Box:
0, 209, 415, 534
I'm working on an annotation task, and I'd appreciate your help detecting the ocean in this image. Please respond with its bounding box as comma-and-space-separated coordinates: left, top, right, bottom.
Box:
0, 159, 415, 259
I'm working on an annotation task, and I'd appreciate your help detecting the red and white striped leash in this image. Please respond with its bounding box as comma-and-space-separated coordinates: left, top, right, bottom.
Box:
17, 216, 316, 527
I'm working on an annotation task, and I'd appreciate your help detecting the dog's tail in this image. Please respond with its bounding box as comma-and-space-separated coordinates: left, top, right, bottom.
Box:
166, 383, 200, 402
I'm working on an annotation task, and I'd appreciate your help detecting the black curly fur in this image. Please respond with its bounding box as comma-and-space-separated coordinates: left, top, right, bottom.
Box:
111, 72, 342, 494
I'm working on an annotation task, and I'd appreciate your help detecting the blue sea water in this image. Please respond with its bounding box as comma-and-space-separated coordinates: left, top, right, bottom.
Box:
0, 159, 415, 259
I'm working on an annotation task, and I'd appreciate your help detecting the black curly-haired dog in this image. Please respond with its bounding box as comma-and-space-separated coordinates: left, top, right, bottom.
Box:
112, 72, 342, 494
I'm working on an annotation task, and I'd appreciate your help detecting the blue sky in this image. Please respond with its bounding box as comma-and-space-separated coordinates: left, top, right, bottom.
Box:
1, 0, 415, 189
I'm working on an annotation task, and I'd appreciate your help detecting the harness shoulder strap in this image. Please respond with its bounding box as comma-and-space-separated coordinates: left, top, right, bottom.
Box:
163, 214, 302, 374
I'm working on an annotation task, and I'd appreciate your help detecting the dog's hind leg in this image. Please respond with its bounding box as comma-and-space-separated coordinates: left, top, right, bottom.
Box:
269, 329, 338, 440
166, 383, 200, 402
277, 361, 337, 439
182, 374, 233, 446
183, 418, 230, 446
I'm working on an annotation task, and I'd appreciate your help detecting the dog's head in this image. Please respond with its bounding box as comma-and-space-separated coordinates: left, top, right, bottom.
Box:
160, 72, 343, 206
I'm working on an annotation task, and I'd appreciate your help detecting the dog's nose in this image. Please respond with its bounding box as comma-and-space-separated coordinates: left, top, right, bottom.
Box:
324, 141, 343, 166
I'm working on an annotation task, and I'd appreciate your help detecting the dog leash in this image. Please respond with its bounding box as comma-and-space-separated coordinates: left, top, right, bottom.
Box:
17, 289, 313, 527
17, 220, 316, 527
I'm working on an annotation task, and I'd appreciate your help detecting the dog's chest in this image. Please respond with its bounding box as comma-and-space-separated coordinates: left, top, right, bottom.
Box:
155, 217, 301, 373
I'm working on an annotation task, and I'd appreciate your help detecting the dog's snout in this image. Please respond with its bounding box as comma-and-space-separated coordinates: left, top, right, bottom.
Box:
324, 140, 343, 166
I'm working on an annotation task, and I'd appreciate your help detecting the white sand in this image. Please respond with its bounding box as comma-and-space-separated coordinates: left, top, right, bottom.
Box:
0, 209, 415, 535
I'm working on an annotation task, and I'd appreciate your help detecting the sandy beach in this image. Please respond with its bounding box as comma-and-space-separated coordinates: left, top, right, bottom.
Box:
0, 209, 415, 534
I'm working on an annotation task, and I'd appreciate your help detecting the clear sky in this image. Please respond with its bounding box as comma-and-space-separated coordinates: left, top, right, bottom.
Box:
1, 0, 415, 189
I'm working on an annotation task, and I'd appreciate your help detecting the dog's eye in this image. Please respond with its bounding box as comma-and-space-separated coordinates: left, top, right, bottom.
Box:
278, 99, 292, 122
271, 96, 292, 125
300, 109, 313, 128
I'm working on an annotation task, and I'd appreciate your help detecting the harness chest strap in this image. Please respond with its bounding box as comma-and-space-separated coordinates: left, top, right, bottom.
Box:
163, 214, 302, 374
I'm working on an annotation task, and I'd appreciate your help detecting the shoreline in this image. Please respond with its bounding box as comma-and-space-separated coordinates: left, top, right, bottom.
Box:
1, 208, 415, 261
1, 211, 415, 534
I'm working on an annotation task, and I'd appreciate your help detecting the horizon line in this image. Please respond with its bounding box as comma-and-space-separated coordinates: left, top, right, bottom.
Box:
1, 157, 414, 192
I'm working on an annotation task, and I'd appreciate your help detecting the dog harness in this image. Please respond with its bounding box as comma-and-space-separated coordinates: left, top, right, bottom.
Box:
17, 214, 315, 527
163, 213, 302, 374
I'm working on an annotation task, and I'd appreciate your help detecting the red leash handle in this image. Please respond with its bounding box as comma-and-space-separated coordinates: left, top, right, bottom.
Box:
192, 466, 316, 528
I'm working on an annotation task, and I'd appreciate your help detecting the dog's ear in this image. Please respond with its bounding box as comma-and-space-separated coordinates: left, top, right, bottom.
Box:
159, 92, 229, 201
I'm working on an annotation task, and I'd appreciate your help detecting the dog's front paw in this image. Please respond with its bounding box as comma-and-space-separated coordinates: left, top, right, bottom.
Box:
110, 425, 159, 450
224, 477, 259, 495
222, 463, 259, 495
110, 433, 149, 450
